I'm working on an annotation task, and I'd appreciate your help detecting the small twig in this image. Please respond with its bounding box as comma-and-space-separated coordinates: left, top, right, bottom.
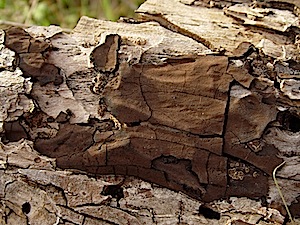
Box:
0, 20, 31, 29
0, 20, 72, 34
272, 161, 295, 225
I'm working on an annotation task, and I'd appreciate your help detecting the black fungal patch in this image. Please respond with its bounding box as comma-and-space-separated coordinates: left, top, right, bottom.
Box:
101, 185, 124, 207
22, 202, 31, 214
277, 111, 300, 132
198, 205, 220, 220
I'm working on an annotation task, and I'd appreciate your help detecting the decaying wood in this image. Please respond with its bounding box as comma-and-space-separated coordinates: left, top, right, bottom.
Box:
0, 0, 300, 224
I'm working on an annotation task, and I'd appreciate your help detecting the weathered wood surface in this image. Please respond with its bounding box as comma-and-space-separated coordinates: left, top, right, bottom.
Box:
0, 0, 300, 224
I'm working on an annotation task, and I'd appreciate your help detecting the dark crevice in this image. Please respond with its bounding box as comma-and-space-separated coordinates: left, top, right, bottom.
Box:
282, 214, 290, 225
22, 202, 31, 214
198, 205, 221, 220
101, 185, 124, 207
221, 81, 235, 152
127, 121, 142, 127
151, 208, 156, 223
178, 200, 183, 223
277, 111, 300, 132
166, 57, 196, 64
81, 216, 85, 225
274, 78, 280, 89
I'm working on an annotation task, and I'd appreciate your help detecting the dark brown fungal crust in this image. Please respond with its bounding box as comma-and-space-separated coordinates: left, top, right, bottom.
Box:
91, 34, 120, 73
2, 3, 298, 218
4, 27, 63, 86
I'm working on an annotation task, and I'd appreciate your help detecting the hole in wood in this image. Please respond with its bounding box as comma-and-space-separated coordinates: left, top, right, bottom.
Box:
277, 111, 300, 132
22, 202, 31, 214
198, 205, 220, 220
101, 185, 124, 200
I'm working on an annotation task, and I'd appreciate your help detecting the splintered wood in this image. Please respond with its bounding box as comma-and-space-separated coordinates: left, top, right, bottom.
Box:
0, 0, 300, 224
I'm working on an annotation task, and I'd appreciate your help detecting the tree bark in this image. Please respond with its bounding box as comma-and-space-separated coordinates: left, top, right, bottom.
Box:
0, 0, 300, 224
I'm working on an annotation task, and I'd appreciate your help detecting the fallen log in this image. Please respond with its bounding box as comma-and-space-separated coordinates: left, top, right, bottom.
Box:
0, 0, 300, 224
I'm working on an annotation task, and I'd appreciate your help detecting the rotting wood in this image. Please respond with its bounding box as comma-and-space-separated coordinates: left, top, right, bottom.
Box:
0, 0, 300, 224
